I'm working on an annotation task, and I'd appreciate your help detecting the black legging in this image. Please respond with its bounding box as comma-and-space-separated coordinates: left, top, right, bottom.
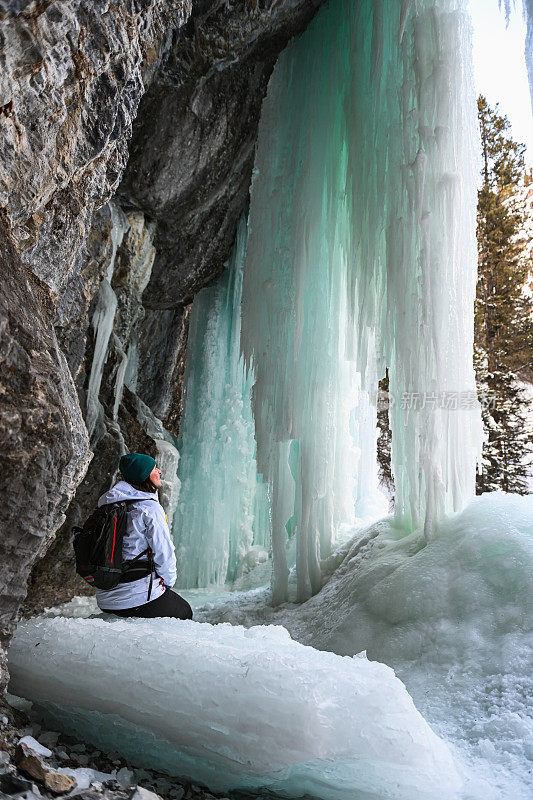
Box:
100, 588, 193, 620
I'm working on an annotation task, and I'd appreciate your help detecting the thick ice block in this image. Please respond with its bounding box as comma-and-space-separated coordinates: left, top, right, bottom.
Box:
9, 617, 461, 800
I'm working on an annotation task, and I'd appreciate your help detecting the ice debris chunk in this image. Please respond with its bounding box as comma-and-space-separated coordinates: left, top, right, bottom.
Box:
17, 736, 52, 759
9, 616, 461, 800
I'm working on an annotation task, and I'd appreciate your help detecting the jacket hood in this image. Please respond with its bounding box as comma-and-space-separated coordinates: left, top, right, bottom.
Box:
98, 480, 158, 507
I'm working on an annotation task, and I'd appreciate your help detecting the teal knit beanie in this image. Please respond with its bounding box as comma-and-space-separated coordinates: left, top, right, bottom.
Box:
119, 452, 156, 484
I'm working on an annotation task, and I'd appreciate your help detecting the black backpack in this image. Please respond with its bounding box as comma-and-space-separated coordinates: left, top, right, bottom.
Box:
72, 499, 156, 600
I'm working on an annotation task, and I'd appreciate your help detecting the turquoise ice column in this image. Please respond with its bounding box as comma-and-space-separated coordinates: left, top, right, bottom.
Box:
241, 0, 483, 602
241, 0, 362, 604
345, 0, 484, 536
173, 219, 269, 588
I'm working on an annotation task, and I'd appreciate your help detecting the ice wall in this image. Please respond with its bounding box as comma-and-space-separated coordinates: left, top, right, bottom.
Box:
345, 0, 484, 536
173, 219, 270, 587
8, 616, 463, 800
241, 0, 365, 604
241, 0, 484, 602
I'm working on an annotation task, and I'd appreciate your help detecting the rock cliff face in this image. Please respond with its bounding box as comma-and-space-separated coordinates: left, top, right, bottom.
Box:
0, 216, 90, 692
0, 0, 323, 692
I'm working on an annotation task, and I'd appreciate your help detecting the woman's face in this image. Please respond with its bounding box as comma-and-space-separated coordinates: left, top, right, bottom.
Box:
149, 464, 162, 489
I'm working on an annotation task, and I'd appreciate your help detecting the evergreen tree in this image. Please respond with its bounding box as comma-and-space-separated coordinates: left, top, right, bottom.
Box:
376, 370, 394, 506
475, 96, 533, 494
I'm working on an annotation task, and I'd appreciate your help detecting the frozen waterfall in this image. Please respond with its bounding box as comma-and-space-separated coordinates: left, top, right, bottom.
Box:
174, 0, 490, 602
239, 0, 484, 602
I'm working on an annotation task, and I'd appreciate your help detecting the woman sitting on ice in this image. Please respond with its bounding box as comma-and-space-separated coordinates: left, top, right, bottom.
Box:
96, 452, 193, 620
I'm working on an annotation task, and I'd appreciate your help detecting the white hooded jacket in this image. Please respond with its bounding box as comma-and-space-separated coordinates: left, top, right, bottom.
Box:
95, 481, 177, 610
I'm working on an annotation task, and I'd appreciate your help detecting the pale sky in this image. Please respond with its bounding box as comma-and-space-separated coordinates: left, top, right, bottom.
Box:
469, 0, 533, 163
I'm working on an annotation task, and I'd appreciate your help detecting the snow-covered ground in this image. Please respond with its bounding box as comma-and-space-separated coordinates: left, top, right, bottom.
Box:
8, 492, 532, 800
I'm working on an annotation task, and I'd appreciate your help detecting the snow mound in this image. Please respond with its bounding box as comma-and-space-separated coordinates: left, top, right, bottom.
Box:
9, 616, 461, 800
289, 492, 533, 665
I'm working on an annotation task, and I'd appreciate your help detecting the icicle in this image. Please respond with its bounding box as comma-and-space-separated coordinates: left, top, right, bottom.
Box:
241, 1, 366, 603
107, 202, 129, 281
86, 279, 118, 440
496, 2, 533, 113
499, 0, 512, 25
344, 0, 484, 536
86, 203, 128, 440
123, 340, 139, 392
112, 343, 128, 421
155, 439, 181, 532
399, 0, 414, 42
173, 218, 270, 588
523, 0, 533, 111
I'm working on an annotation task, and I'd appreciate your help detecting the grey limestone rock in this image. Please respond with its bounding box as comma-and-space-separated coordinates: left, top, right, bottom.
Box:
0, 217, 91, 692
135, 305, 191, 434
0, 0, 192, 295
